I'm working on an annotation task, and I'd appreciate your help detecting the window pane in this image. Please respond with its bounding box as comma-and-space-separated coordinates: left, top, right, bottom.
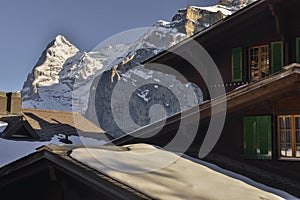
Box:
280, 131, 285, 143
297, 131, 300, 143
286, 144, 292, 157
296, 144, 300, 157
286, 131, 292, 143
296, 117, 300, 129
280, 144, 286, 157
279, 118, 284, 129
286, 117, 291, 129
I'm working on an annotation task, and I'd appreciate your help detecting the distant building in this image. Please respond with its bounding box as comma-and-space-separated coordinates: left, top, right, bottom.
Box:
0, 91, 108, 143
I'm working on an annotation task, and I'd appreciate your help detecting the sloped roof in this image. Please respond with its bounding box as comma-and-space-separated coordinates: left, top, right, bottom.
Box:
0, 108, 108, 142
143, 0, 265, 64
22, 108, 107, 141
0, 144, 151, 200
0, 116, 38, 139
144, 0, 295, 65
110, 64, 300, 146
0, 144, 292, 200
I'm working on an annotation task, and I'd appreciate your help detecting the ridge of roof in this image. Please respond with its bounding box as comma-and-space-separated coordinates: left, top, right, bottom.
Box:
22, 108, 79, 115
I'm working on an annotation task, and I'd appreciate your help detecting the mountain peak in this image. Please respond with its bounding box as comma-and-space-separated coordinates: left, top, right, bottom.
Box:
55, 34, 65, 40
51, 34, 77, 49
22, 0, 254, 119
21, 34, 80, 101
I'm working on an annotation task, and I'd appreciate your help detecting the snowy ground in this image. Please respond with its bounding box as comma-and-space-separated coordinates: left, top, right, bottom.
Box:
71, 143, 298, 200
0, 121, 8, 133
0, 136, 105, 167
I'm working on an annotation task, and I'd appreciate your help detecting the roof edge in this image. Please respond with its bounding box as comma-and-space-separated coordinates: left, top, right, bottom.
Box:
143, 0, 266, 64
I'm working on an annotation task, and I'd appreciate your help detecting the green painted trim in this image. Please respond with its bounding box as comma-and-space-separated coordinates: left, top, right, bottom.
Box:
271, 41, 284, 74
243, 115, 272, 160
296, 37, 300, 63
231, 47, 243, 82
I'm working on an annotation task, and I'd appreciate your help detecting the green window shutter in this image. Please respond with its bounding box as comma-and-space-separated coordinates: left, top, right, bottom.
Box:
296, 37, 300, 63
271, 41, 283, 74
232, 48, 243, 82
243, 116, 257, 159
243, 116, 272, 160
256, 116, 272, 159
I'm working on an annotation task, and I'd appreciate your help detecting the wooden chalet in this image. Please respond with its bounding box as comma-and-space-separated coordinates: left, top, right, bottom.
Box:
0, 92, 108, 142
110, 0, 300, 195
118, 0, 300, 160
145, 0, 300, 97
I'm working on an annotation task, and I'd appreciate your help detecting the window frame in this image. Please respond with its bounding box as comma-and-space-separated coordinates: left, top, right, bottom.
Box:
277, 115, 300, 159
248, 44, 270, 81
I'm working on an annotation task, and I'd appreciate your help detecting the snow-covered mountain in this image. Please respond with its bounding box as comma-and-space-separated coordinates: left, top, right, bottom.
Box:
22, 0, 256, 137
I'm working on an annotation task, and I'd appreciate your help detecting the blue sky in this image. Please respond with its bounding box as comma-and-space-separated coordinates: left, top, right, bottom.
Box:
0, 0, 217, 92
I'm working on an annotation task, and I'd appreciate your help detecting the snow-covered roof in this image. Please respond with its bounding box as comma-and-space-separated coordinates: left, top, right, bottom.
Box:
0, 143, 297, 199
70, 143, 294, 200
0, 135, 105, 168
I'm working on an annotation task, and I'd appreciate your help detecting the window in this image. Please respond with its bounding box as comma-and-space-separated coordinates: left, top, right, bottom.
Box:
249, 45, 270, 81
231, 42, 284, 84
278, 115, 300, 158
243, 116, 272, 159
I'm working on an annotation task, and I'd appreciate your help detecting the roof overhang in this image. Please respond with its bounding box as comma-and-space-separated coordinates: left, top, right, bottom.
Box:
143, 0, 269, 65
144, 0, 299, 66
110, 64, 300, 146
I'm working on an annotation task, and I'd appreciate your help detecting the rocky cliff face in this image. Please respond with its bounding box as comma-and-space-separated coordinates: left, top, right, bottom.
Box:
156, 0, 257, 36
84, 49, 203, 137
22, 1, 256, 137
219, 0, 257, 8
22, 35, 79, 102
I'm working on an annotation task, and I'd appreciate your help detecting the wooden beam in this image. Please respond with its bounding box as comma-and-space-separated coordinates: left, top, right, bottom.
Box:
48, 165, 57, 182
268, 1, 289, 42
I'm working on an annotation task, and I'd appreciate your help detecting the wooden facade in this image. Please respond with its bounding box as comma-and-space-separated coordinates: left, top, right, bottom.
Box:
112, 0, 300, 195
146, 0, 300, 98
141, 0, 300, 159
